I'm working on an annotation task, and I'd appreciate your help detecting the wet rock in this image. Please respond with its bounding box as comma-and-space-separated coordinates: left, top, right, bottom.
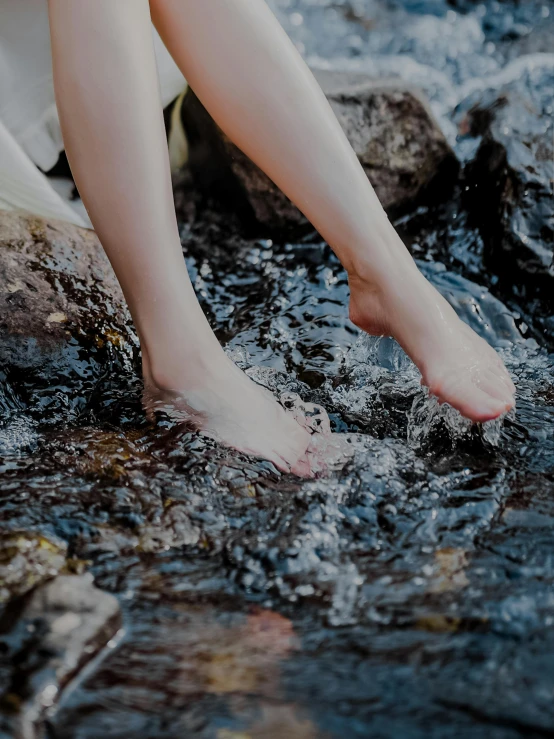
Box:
0, 211, 136, 402
459, 58, 554, 302
0, 574, 121, 739
139, 504, 201, 553
182, 70, 457, 233
51, 428, 151, 483
0, 532, 67, 604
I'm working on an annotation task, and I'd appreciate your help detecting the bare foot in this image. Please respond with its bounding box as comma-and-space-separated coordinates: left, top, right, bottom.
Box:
143, 349, 314, 475
348, 259, 516, 422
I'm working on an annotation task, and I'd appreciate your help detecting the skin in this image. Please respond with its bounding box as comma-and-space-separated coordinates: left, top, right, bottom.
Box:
47, 0, 515, 474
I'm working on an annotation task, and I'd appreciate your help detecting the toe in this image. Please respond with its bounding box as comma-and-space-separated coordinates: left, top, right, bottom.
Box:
459, 385, 509, 422
273, 456, 293, 474
437, 375, 510, 422
290, 453, 315, 477
489, 355, 515, 392
500, 367, 516, 394
461, 326, 515, 392
478, 370, 515, 407
271, 420, 313, 476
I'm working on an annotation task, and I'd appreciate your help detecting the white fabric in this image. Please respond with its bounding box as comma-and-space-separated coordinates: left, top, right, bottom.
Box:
0, 0, 187, 227
0, 118, 86, 225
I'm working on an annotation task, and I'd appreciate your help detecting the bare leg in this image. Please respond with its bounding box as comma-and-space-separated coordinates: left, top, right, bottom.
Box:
151, 0, 515, 422
48, 0, 312, 473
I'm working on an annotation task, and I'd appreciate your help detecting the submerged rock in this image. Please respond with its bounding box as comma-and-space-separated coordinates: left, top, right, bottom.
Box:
0, 211, 136, 409
0, 531, 67, 604
459, 58, 554, 302
0, 574, 121, 739
139, 504, 201, 554
182, 70, 457, 233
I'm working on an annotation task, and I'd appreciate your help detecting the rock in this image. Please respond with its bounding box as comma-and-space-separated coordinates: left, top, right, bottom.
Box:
0, 574, 121, 739
139, 503, 200, 553
181, 70, 457, 233
0, 531, 67, 604
459, 57, 554, 303
0, 211, 136, 395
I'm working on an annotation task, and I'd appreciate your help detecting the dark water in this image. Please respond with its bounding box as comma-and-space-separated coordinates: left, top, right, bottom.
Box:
1, 1, 554, 737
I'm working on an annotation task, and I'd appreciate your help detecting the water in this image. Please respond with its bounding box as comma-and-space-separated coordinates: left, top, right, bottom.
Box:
1, 1, 553, 737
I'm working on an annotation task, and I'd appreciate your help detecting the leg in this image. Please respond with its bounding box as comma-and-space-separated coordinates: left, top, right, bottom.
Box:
151, 0, 515, 422
48, 0, 312, 472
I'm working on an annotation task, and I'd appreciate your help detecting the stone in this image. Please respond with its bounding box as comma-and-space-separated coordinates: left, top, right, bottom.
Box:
0, 210, 136, 390
459, 57, 554, 303
181, 70, 458, 233
139, 503, 200, 553
0, 574, 121, 739
0, 531, 67, 603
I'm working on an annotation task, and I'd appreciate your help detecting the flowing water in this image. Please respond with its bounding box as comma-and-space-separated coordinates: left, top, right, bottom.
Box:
1, 1, 553, 737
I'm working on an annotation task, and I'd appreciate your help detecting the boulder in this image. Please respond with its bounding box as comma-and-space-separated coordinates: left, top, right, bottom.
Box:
0, 574, 121, 739
0, 210, 136, 405
0, 531, 67, 604
459, 58, 554, 303
181, 70, 458, 233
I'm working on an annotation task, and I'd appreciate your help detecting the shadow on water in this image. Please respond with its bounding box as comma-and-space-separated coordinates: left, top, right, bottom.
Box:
1, 1, 553, 737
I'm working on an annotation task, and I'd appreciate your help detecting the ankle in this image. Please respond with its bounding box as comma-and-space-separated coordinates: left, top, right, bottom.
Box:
142, 335, 223, 394
344, 212, 426, 288
347, 276, 391, 336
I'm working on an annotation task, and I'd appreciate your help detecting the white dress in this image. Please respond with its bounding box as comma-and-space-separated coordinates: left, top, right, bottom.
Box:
0, 0, 187, 227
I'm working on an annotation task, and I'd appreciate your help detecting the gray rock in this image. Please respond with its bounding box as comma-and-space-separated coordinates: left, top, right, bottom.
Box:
460, 57, 554, 302
0, 210, 135, 384
139, 503, 200, 553
181, 70, 457, 233
0, 574, 121, 739
0, 531, 67, 604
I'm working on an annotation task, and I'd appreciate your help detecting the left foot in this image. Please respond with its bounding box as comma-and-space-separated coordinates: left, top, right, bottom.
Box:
348, 259, 516, 423
143, 345, 316, 475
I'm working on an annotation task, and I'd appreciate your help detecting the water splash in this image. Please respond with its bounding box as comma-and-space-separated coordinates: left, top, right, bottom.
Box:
0, 416, 39, 455
407, 391, 508, 449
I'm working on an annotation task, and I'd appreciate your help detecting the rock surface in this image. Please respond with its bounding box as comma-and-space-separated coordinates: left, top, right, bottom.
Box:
0, 531, 67, 604
459, 58, 554, 303
182, 70, 458, 233
139, 503, 201, 554
0, 219, 551, 737
0, 1, 553, 737
0, 574, 121, 739
0, 211, 135, 400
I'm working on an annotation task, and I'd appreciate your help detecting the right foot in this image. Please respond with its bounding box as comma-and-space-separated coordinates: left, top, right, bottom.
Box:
143, 350, 315, 475
348, 258, 516, 423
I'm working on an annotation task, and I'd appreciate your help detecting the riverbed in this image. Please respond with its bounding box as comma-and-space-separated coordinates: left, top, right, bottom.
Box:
1, 1, 553, 737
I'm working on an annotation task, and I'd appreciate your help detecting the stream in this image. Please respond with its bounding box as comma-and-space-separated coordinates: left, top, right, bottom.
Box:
1, 1, 553, 737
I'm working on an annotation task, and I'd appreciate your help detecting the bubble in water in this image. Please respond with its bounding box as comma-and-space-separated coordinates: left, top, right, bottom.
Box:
0, 417, 39, 455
